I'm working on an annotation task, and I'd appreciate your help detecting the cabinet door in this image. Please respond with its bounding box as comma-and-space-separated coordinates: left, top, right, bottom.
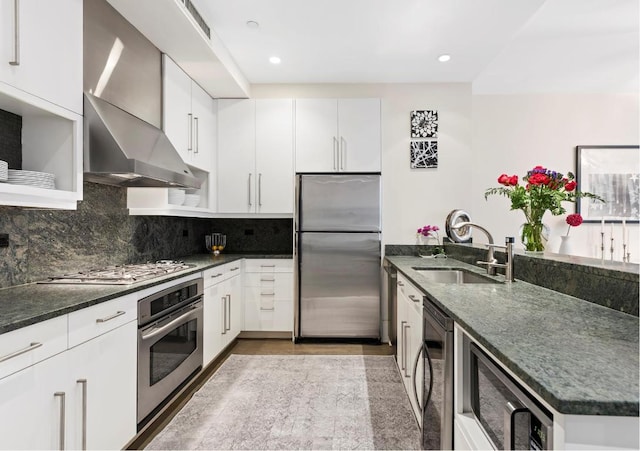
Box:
162, 55, 192, 163
67, 322, 137, 450
0, 0, 83, 114
0, 351, 71, 450
203, 282, 224, 366
217, 99, 256, 213
227, 274, 243, 339
338, 98, 381, 172
255, 99, 294, 213
295, 99, 338, 173
190, 82, 215, 172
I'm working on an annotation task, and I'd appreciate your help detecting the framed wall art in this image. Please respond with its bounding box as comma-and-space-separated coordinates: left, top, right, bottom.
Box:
410, 141, 438, 168
576, 145, 640, 222
410, 110, 438, 138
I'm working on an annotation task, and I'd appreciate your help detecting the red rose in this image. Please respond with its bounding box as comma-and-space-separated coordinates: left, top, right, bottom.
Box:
565, 180, 576, 191
497, 174, 510, 185
508, 175, 518, 186
528, 173, 549, 185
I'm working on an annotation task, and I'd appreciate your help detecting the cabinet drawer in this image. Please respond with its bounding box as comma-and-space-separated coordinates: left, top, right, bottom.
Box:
244, 272, 293, 289
244, 259, 293, 273
68, 294, 137, 348
203, 261, 242, 287
244, 276, 293, 301
0, 315, 67, 380
244, 299, 293, 332
398, 274, 423, 316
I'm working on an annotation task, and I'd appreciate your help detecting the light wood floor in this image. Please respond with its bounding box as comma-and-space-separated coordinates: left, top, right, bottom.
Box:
131, 338, 396, 449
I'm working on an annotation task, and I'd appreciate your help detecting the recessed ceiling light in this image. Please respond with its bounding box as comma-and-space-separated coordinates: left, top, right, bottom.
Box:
438, 54, 451, 62
246, 20, 259, 29
269, 56, 281, 65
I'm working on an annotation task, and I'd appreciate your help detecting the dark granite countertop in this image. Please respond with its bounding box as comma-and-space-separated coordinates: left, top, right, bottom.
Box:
385, 255, 639, 417
0, 254, 292, 335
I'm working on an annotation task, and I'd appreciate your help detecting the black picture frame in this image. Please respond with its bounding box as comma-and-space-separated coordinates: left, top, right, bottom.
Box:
576, 145, 640, 223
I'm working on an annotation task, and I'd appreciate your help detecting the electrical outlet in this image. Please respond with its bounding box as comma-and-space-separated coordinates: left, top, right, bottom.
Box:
0, 234, 8, 247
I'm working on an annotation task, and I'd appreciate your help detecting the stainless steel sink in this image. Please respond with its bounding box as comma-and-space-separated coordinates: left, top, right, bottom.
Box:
412, 268, 500, 284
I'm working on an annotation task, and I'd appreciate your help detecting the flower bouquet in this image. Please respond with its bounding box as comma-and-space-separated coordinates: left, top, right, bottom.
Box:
485, 166, 603, 252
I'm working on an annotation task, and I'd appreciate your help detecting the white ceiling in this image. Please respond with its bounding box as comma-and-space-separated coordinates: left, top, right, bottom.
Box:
193, 0, 639, 93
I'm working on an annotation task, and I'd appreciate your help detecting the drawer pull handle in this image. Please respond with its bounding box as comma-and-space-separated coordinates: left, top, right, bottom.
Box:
77, 379, 87, 450
96, 311, 126, 323
397, 281, 404, 287
230, 267, 240, 271
210, 273, 223, 278
260, 264, 276, 268
0, 341, 42, 363
54, 391, 66, 450
260, 277, 275, 282
408, 294, 420, 303
261, 291, 275, 296
260, 307, 275, 311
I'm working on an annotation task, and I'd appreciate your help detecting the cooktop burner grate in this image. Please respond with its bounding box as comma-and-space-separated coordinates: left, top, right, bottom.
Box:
40, 260, 194, 285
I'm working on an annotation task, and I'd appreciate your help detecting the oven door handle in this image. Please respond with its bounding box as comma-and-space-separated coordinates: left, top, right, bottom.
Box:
140, 303, 201, 342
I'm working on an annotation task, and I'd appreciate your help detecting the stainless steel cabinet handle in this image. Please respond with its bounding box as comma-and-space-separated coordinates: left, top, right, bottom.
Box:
403, 324, 411, 377
397, 281, 404, 287
0, 341, 42, 363
408, 294, 420, 303
261, 291, 275, 296
9, 0, 20, 65
96, 310, 126, 323
248, 173, 252, 206
230, 267, 240, 271
226, 294, 231, 331
194, 117, 199, 154
77, 379, 87, 450
221, 297, 227, 335
210, 273, 223, 278
400, 321, 407, 371
261, 264, 276, 268
333, 136, 338, 170
260, 276, 275, 282
187, 113, 193, 151
260, 307, 275, 311
54, 392, 65, 451
258, 173, 262, 207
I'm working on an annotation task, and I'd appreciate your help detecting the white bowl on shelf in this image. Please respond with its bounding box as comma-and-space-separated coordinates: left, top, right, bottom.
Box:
168, 188, 186, 205
183, 193, 201, 207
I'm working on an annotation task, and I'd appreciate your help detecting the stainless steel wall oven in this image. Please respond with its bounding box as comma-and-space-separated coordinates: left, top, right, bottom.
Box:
137, 277, 203, 426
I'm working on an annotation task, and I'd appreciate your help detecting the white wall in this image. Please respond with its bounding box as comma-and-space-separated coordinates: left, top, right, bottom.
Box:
252, 83, 473, 247
470, 93, 639, 262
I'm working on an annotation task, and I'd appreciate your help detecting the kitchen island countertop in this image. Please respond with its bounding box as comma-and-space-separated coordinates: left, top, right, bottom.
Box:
0, 254, 292, 335
385, 255, 639, 417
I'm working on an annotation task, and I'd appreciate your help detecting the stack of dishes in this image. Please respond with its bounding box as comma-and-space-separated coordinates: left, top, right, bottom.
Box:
183, 193, 201, 207
168, 188, 186, 205
0, 161, 7, 182
7, 169, 55, 189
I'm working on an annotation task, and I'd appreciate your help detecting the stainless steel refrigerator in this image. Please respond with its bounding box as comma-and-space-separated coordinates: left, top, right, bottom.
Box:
295, 174, 381, 339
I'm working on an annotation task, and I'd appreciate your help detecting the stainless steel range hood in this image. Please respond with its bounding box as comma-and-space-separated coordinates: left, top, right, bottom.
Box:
83, 93, 201, 189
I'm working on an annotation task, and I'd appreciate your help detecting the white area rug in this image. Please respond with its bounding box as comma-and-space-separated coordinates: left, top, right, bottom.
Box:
146, 355, 421, 450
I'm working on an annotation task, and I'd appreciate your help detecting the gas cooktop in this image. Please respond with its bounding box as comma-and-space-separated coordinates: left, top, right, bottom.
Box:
40, 260, 194, 285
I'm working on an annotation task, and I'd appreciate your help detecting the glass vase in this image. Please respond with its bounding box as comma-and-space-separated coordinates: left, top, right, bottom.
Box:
519, 222, 550, 254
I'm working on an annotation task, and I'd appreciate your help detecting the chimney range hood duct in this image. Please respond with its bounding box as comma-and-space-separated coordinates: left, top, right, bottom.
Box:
83, 93, 201, 189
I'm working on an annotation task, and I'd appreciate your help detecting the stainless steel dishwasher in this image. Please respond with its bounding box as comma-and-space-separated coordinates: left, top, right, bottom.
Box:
414, 293, 454, 450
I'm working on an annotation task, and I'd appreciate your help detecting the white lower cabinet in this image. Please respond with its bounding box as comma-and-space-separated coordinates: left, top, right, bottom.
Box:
396, 273, 423, 423
243, 259, 293, 332
67, 321, 137, 450
203, 262, 242, 366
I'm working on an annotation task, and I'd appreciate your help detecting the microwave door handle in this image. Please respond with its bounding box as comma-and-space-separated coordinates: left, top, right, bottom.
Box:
140, 305, 200, 341
504, 401, 529, 451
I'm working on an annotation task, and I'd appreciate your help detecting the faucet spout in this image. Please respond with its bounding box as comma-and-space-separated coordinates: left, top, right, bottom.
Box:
451, 222, 495, 245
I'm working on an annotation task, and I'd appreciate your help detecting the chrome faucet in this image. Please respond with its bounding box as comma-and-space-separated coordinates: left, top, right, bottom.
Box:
451, 222, 514, 282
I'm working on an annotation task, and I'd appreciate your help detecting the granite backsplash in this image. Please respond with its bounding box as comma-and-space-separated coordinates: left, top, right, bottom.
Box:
0, 182, 293, 288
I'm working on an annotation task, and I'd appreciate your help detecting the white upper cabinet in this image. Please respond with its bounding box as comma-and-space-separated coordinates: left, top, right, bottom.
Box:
295, 98, 381, 173
218, 99, 294, 215
162, 55, 214, 172
0, 0, 83, 115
